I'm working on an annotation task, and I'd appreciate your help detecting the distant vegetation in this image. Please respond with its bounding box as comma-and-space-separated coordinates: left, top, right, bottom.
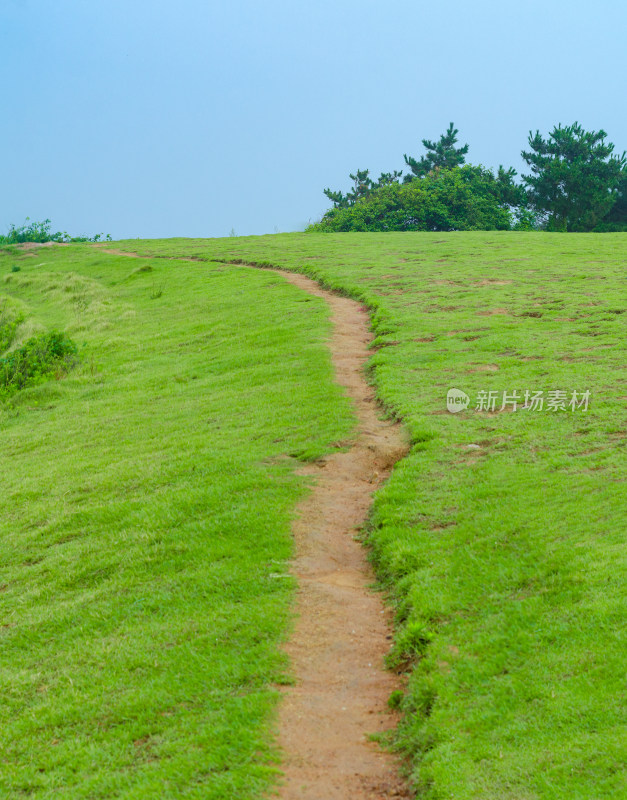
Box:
0, 218, 112, 245
311, 122, 627, 233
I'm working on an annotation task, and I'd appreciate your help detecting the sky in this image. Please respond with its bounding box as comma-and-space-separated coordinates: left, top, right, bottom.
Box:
1, 0, 626, 240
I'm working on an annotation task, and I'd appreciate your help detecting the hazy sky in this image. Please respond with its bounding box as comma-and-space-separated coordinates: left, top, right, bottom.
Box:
1, 0, 625, 240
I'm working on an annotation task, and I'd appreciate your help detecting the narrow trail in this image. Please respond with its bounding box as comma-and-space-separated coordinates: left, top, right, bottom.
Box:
96, 247, 410, 798
269, 269, 409, 799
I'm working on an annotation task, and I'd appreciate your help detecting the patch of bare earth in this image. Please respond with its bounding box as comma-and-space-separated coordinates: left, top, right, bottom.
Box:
14, 241, 69, 250
467, 364, 499, 372
477, 307, 509, 316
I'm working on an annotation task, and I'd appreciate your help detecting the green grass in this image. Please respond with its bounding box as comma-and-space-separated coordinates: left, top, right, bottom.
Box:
107, 232, 627, 799
0, 245, 354, 798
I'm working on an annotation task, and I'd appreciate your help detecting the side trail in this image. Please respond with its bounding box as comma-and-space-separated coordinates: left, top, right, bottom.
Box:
97, 248, 410, 798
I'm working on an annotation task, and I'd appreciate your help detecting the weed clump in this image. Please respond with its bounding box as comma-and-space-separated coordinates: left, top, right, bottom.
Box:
0, 331, 78, 396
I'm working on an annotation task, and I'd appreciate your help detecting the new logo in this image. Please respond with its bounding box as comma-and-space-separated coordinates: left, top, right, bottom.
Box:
447, 388, 470, 413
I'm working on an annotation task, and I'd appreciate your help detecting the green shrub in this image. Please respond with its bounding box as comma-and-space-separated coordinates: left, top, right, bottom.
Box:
592, 220, 627, 232
308, 165, 515, 232
0, 331, 78, 395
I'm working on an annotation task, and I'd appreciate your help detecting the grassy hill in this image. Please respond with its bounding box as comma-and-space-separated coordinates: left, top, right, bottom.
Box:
1, 232, 625, 798
0, 246, 353, 798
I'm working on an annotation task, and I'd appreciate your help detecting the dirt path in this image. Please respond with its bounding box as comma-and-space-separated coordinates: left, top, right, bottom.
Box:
265, 269, 409, 799
96, 247, 410, 797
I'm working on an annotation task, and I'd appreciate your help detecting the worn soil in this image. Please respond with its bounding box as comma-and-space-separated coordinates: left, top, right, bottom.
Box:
267, 269, 410, 799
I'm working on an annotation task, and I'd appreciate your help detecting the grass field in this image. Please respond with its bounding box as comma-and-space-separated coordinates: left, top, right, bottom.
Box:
0, 245, 354, 797
1, 233, 625, 799
106, 232, 627, 799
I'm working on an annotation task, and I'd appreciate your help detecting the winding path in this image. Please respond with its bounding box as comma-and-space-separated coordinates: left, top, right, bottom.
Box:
261, 269, 408, 799
98, 248, 410, 797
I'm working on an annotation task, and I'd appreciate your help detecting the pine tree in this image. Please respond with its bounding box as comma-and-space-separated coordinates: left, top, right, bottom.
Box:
603, 172, 627, 230
403, 122, 469, 181
521, 122, 626, 231
324, 169, 402, 208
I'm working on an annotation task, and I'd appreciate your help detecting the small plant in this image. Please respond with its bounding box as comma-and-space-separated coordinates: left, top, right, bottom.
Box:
150, 282, 164, 299
385, 620, 433, 669
388, 690, 404, 710
11, 264, 20, 273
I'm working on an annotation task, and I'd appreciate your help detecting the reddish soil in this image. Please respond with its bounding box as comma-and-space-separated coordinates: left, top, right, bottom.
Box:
268, 269, 410, 799
14, 241, 69, 250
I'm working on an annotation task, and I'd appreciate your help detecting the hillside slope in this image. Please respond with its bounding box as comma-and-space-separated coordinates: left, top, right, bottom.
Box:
0, 245, 354, 798
110, 232, 627, 799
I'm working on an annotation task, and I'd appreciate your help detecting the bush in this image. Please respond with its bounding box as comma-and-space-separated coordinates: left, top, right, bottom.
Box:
309, 165, 515, 232
0, 331, 78, 395
0, 218, 111, 244
591, 220, 627, 232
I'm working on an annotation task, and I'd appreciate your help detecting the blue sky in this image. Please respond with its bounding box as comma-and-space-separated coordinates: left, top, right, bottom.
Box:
1, 0, 625, 239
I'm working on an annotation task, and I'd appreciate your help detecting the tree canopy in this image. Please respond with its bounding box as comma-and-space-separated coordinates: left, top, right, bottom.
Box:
323, 169, 402, 209
312, 121, 626, 233
521, 122, 626, 231
403, 122, 469, 181
312, 165, 514, 232
600, 172, 627, 231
